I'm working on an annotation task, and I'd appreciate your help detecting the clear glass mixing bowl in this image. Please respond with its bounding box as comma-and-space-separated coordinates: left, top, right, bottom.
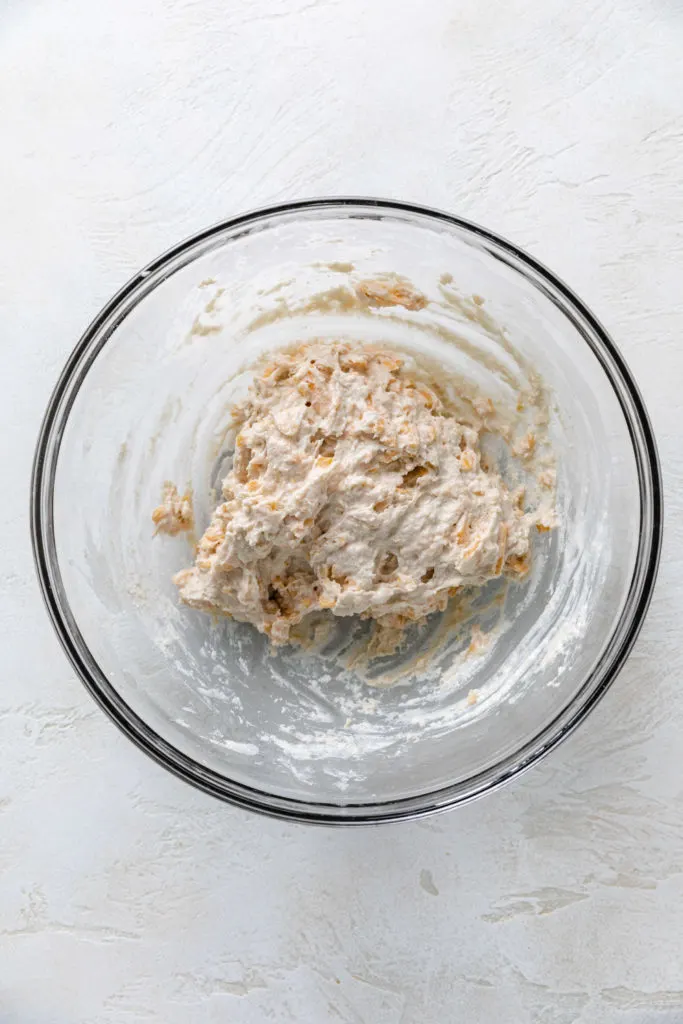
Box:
31, 199, 662, 824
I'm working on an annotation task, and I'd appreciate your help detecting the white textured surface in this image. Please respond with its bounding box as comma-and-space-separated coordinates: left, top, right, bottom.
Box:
1, 0, 680, 1019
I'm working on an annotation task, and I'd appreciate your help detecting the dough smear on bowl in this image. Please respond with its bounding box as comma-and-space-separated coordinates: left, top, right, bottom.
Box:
169, 340, 554, 648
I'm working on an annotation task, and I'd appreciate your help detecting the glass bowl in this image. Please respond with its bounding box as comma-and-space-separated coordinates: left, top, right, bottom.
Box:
31, 199, 662, 824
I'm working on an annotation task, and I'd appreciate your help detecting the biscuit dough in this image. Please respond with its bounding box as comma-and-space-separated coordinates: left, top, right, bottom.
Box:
171, 341, 548, 646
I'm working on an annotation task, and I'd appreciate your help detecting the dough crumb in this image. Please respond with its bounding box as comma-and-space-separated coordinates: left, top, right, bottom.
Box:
152, 483, 194, 536
355, 276, 427, 310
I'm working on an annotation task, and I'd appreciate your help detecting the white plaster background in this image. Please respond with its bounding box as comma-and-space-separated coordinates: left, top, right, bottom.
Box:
1, 0, 682, 1020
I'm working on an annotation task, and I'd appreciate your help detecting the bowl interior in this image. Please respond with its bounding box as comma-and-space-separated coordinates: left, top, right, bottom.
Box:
41, 204, 655, 817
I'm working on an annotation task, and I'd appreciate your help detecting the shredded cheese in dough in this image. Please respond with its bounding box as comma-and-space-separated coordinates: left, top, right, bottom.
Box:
169, 341, 551, 647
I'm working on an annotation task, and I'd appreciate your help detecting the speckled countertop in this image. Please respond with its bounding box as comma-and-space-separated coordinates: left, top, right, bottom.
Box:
1, 0, 681, 1020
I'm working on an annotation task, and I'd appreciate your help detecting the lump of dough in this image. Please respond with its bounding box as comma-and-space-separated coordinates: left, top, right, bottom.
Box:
173, 341, 538, 645
152, 483, 193, 536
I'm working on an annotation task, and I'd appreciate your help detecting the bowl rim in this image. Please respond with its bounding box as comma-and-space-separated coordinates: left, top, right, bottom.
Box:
30, 196, 663, 825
